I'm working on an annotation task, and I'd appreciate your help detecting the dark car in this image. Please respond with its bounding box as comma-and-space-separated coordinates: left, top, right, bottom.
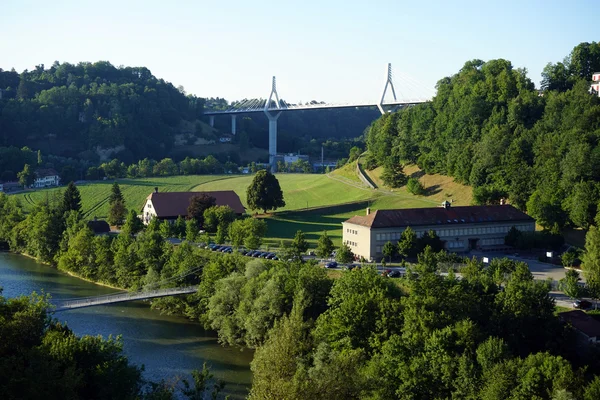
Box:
574, 299, 593, 309
388, 270, 402, 278
325, 261, 338, 268
252, 251, 262, 257
211, 246, 222, 251
265, 253, 276, 259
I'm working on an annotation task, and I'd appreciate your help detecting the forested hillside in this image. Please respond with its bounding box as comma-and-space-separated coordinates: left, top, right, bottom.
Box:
0, 62, 375, 172
0, 61, 203, 162
366, 42, 600, 230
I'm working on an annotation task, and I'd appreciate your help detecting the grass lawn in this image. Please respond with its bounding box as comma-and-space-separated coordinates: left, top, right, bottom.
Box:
329, 161, 363, 184
193, 173, 375, 212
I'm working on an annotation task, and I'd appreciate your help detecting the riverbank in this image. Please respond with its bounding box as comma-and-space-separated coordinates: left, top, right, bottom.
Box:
0, 252, 253, 398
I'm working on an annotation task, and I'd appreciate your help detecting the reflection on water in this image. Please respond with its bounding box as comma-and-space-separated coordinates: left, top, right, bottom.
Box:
0, 252, 253, 399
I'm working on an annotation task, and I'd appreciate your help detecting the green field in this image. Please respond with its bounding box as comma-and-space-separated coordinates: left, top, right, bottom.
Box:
192, 173, 377, 212
15, 175, 228, 219
12, 169, 466, 247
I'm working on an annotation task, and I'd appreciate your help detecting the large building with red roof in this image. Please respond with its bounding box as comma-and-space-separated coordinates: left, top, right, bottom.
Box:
141, 188, 245, 224
342, 201, 535, 261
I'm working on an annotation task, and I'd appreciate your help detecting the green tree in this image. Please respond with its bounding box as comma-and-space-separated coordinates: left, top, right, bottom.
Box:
159, 220, 172, 238
246, 169, 286, 213
61, 181, 82, 215
383, 241, 396, 262
582, 226, 600, 307
336, 243, 354, 264
203, 205, 235, 233
122, 209, 143, 236
109, 182, 124, 205
406, 177, 426, 195
17, 163, 35, 188
380, 161, 408, 188
398, 226, 417, 258
244, 218, 267, 250
290, 230, 309, 259
108, 199, 126, 226
558, 268, 583, 300
185, 218, 198, 242
187, 194, 216, 227
316, 231, 334, 259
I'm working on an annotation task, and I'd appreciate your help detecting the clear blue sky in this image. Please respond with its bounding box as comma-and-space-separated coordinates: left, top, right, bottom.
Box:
1, 0, 596, 103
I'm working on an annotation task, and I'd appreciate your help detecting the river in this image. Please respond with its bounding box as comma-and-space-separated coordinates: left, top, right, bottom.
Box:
0, 252, 253, 399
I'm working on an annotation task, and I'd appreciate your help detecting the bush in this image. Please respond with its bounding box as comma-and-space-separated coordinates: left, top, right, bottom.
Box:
406, 177, 426, 195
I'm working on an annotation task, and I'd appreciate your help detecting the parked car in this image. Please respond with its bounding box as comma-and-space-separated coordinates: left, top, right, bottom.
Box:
388, 270, 402, 278
574, 299, 592, 309
265, 253, 277, 259
325, 261, 338, 268
252, 251, 262, 257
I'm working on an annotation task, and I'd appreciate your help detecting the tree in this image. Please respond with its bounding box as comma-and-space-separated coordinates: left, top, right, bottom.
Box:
174, 215, 187, 239
187, 194, 216, 226
348, 146, 362, 163
380, 161, 408, 188
290, 230, 309, 259
316, 231, 334, 259
336, 243, 354, 264
17, 163, 35, 188
406, 177, 426, 195
559, 268, 583, 300
244, 218, 267, 250
383, 241, 396, 262
109, 182, 124, 205
122, 209, 143, 236
246, 169, 285, 213
61, 182, 82, 215
108, 199, 126, 226
185, 218, 198, 242
398, 226, 417, 258
582, 226, 600, 307
203, 205, 235, 233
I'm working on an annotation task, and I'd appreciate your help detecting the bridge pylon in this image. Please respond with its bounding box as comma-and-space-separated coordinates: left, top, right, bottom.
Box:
264, 76, 282, 170
378, 63, 398, 114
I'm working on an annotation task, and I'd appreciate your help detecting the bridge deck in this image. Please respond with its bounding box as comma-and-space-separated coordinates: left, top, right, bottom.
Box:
52, 286, 198, 312
204, 100, 428, 115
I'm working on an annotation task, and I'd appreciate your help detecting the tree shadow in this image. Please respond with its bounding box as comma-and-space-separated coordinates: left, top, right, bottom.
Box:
410, 170, 426, 179
426, 184, 442, 196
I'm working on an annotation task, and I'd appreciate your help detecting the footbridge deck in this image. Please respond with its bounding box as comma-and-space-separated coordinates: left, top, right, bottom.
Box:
52, 286, 198, 312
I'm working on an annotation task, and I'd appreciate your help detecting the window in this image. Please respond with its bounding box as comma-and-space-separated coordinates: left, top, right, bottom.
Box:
376, 246, 382, 253
376, 234, 381, 241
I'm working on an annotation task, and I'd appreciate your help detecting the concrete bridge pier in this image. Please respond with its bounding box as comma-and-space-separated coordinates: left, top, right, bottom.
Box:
265, 110, 281, 170
209, 115, 215, 127
231, 114, 237, 135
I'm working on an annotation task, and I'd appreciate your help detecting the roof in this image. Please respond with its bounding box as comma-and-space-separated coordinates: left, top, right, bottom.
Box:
145, 191, 245, 217
344, 205, 534, 229
559, 310, 600, 338
35, 168, 59, 178
87, 220, 111, 233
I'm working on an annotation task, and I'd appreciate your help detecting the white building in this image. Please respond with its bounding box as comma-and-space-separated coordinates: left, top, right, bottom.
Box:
342, 202, 535, 261
590, 72, 600, 96
33, 168, 60, 188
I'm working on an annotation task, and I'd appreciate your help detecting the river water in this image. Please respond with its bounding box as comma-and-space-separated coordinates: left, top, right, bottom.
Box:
0, 252, 253, 399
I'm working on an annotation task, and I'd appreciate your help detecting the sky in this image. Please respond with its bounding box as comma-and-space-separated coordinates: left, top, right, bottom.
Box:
1, 0, 597, 104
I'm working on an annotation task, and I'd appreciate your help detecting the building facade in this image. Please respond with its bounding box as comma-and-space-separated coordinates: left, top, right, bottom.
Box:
33, 168, 60, 188
342, 202, 535, 261
591, 72, 600, 96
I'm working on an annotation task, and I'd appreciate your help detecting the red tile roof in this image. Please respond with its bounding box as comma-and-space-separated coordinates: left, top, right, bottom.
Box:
344, 205, 533, 229
559, 310, 600, 339
145, 191, 245, 217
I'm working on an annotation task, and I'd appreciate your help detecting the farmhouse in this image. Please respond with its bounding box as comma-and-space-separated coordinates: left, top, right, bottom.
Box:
141, 188, 245, 224
342, 202, 535, 261
33, 168, 60, 188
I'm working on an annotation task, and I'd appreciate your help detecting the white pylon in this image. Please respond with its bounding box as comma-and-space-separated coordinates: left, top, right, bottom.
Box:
264, 76, 282, 170
378, 63, 397, 114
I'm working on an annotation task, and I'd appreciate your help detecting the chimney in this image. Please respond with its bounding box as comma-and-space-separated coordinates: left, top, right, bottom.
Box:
154, 187, 158, 193
366, 207, 371, 216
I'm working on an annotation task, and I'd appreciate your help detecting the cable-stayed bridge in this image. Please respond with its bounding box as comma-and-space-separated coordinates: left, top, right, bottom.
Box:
204, 64, 434, 168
